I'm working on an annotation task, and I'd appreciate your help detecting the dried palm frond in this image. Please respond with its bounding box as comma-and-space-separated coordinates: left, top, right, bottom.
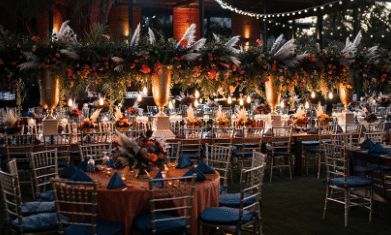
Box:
216, 106, 226, 120
293, 106, 305, 118
274, 39, 295, 59
235, 108, 247, 121
90, 108, 101, 122
60, 49, 80, 60
187, 38, 206, 52
270, 34, 285, 55
130, 23, 141, 46
177, 23, 196, 47
3, 108, 17, 126
148, 27, 155, 44
225, 35, 240, 54
115, 106, 123, 121
183, 53, 201, 61
342, 31, 361, 56
186, 105, 196, 123
315, 102, 324, 117
213, 33, 220, 42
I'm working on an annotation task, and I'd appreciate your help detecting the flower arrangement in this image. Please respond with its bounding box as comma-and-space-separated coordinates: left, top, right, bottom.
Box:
206, 100, 218, 107
116, 130, 168, 173
213, 106, 230, 127
176, 92, 194, 106
114, 106, 131, 130
364, 112, 378, 123
253, 103, 271, 115
315, 102, 331, 126
68, 108, 82, 118
125, 101, 141, 116
235, 108, 253, 127
292, 107, 308, 128
378, 95, 391, 107
80, 118, 95, 131
3, 109, 20, 134
186, 106, 202, 127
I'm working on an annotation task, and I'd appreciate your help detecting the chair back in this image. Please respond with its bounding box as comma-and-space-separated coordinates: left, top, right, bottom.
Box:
205, 144, 232, 193
364, 132, 386, 144
5, 134, 35, 160
31, 149, 58, 200
345, 124, 361, 146
179, 127, 203, 160
0, 159, 23, 232
81, 131, 108, 145
368, 123, 385, 132
318, 124, 336, 144
238, 163, 265, 224
79, 143, 112, 162
148, 174, 197, 234
51, 179, 98, 234
166, 142, 181, 163
324, 143, 347, 184
243, 127, 264, 151
252, 151, 266, 168
331, 133, 354, 147
271, 126, 293, 156
43, 134, 71, 166
211, 127, 235, 146
117, 129, 145, 140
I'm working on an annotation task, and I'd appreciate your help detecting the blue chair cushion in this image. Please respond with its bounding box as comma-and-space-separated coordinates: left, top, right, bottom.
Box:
8, 153, 29, 158
200, 207, 258, 226
57, 160, 68, 168
181, 153, 199, 159
133, 212, 187, 235
329, 176, 373, 188
368, 164, 391, 171
63, 220, 124, 235
21, 201, 55, 215
10, 213, 69, 233
39, 190, 54, 201
69, 151, 80, 155
232, 150, 253, 158
233, 143, 258, 148
219, 193, 264, 208
220, 185, 226, 194
301, 141, 319, 146
306, 147, 322, 153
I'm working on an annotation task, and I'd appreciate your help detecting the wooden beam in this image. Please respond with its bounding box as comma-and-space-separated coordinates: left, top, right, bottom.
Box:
199, 0, 204, 37
128, 0, 133, 32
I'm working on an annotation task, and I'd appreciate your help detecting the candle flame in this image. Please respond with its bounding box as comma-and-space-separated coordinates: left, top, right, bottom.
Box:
328, 92, 333, 99
228, 96, 232, 104
99, 97, 104, 106
143, 86, 148, 94
239, 98, 244, 106
68, 99, 73, 107
305, 101, 309, 109
169, 101, 173, 109
311, 91, 315, 98
195, 90, 200, 99
281, 101, 284, 108
137, 93, 142, 102
246, 95, 251, 103
194, 99, 199, 107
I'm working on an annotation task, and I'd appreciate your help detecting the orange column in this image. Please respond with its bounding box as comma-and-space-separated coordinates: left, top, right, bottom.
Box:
108, 6, 142, 39
231, 13, 260, 46
173, 7, 200, 41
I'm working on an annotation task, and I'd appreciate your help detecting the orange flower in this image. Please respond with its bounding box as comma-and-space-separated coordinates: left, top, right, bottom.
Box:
159, 153, 165, 159
140, 64, 151, 74
179, 39, 188, 48
0, 59, 3, 65
328, 64, 332, 69
256, 39, 262, 46
55, 53, 60, 58
101, 34, 111, 40
130, 63, 136, 69
32, 36, 40, 41
150, 154, 158, 162
138, 140, 144, 147
147, 141, 155, 147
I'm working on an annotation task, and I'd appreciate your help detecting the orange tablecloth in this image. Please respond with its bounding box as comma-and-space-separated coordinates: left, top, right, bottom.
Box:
79, 165, 220, 235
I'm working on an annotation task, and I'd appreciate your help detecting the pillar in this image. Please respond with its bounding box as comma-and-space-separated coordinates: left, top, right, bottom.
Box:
173, 7, 200, 41
108, 5, 142, 39
231, 13, 260, 46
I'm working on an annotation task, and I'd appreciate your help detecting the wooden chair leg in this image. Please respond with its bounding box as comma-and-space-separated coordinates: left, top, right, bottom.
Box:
369, 187, 373, 222
344, 189, 349, 227
317, 154, 321, 179
323, 185, 329, 220
289, 156, 293, 181
270, 156, 274, 183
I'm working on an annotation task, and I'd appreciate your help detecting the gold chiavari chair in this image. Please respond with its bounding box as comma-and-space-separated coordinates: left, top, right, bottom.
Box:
166, 142, 181, 163
117, 129, 145, 140
323, 143, 373, 227
43, 133, 71, 168
79, 143, 112, 162
211, 126, 235, 146
205, 144, 232, 194
269, 126, 293, 182
80, 131, 108, 145
367, 122, 386, 132
179, 127, 204, 162
364, 132, 386, 144
345, 124, 362, 147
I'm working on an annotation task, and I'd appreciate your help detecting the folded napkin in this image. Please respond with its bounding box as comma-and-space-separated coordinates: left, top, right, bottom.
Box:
307, 127, 318, 134
196, 161, 216, 174
59, 164, 78, 178
360, 139, 374, 149
182, 167, 206, 182
336, 125, 343, 133
152, 171, 164, 188
176, 156, 193, 169
108, 159, 116, 169
69, 169, 93, 182
106, 172, 126, 189
368, 143, 388, 155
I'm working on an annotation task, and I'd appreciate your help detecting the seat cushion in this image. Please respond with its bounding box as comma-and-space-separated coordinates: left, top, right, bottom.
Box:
301, 141, 319, 146
329, 176, 373, 188
219, 193, 264, 208
39, 190, 54, 201
233, 143, 258, 148
133, 212, 187, 235
57, 160, 68, 168
368, 164, 391, 171
306, 147, 321, 153
21, 201, 55, 215
63, 219, 124, 235
220, 185, 226, 194
232, 150, 253, 158
181, 153, 199, 159
69, 151, 80, 155
200, 207, 258, 226
11, 213, 69, 233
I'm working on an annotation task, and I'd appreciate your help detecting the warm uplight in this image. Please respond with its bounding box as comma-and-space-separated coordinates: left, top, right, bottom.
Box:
99, 97, 104, 106
194, 99, 199, 107
68, 99, 73, 107
168, 101, 173, 109
311, 91, 315, 98
280, 101, 284, 108
329, 92, 333, 99
305, 101, 309, 109
143, 86, 148, 94
228, 96, 232, 104
246, 95, 251, 103
137, 93, 142, 102
195, 90, 200, 99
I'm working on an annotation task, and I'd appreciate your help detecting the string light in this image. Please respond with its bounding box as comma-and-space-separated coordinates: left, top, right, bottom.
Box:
194, 99, 199, 107
311, 91, 315, 98
143, 86, 147, 94
246, 95, 251, 103
228, 96, 232, 104
195, 90, 200, 99
328, 92, 333, 99
280, 101, 284, 108
137, 92, 142, 102
68, 99, 73, 107
99, 97, 104, 106
168, 101, 173, 109
305, 101, 309, 109
239, 94, 244, 106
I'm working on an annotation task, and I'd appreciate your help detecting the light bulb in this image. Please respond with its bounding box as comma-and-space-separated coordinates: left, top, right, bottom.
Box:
239, 98, 244, 106
280, 101, 284, 108
137, 93, 142, 102
194, 99, 199, 107
168, 101, 173, 109
311, 91, 315, 98
199, 98, 203, 103
305, 101, 309, 109
99, 97, 104, 106
228, 96, 232, 104
329, 92, 333, 99
195, 90, 200, 99
143, 86, 147, 94
246, 95, 251, 103
68, 99, 73, 107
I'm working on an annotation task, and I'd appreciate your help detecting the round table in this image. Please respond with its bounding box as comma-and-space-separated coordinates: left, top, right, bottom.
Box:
83, 165, 220, 235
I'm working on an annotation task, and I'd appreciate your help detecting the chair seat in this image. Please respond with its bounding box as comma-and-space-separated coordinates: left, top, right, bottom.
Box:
368, 164, 391, 171
233, 143, 258, 148
63, 219, 124, 235
11, 213, 69, 233
181, 153, 199, 159
39, 190, 54, 201
329, 176, 373, 188
220, 185, 226, 194
200, 207, 258, 226
134, 212, 187, 235
1, 162, 31, 170
301, 141, 319, 146
21, 201, 55, 215
69, 151, 80, 155
232, 150, 253, 158
306, 147, 322, 153
219, 193, 264, 208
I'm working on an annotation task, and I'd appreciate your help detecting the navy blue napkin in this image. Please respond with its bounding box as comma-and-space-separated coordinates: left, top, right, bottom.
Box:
182, 167, 206, 181
360, 139, 374, 149
196, 161, 216, 174
368, 143, 388, 155
108, 159, 116, 169
106, 172, 126, 189
176, 156, 193, 169
59, 164, 78, 178
152, 171, 164, 188
69, 169, 93, 182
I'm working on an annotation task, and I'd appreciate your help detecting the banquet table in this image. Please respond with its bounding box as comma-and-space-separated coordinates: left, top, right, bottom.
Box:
56, 165, 220, 235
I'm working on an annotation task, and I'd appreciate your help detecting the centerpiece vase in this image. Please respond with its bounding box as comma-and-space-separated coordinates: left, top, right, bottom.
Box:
151, 65, 175, 139
265, 75, 281, 115
40, 70, 60, 134
339, 75, 354, 113
135, 167, 150, 178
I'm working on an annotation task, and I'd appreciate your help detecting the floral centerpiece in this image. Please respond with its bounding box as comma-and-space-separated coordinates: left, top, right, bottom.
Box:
92, 98, 110, 113
378, 95, 391, 107
213, 106, 230, 127
365, 112, 378, 123
116, 130, 168, 177
315, 102, 331, 126
114, 106, 131, 131
185, 106, 202, 128
3, 109, 20, 134
253, 103, 271, 115
235, 108, 253, 127
68, 108, 82, 118
80, 118, 94, 132
292, 107, 308, 128
125, 101, 142, 116
205, 100, 218, 107
176, 92, 195, 106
